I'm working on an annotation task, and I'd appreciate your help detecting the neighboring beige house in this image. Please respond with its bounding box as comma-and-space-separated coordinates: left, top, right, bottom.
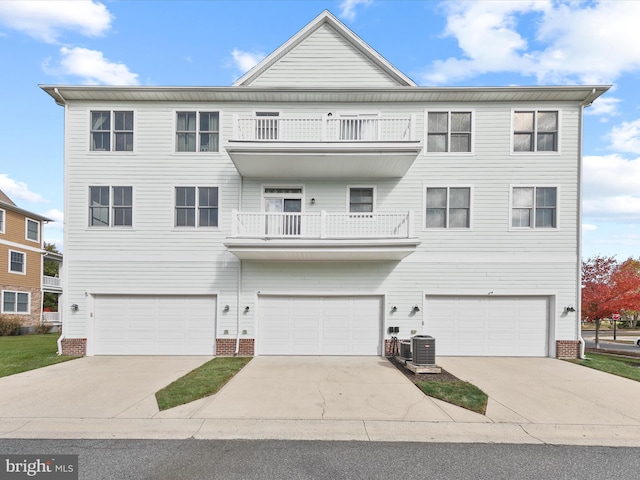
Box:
0, 189, 57, 329
42, 11, 608, 358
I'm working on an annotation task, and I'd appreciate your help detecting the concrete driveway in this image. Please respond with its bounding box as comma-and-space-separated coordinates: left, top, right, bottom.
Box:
0, 356, 211, 418
438, 357, 640, 425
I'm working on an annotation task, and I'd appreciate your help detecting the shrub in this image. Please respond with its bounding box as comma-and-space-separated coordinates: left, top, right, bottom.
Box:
0, 316, 22, 336
35, 323, 52, 334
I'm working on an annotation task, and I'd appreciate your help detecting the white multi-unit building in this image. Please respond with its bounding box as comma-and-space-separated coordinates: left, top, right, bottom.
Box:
42, 11, 608, 358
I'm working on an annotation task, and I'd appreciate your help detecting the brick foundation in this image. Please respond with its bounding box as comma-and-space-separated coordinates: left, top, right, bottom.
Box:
61, 338, 87, 356
556, 340, 580, 359
216, 338, 255, 356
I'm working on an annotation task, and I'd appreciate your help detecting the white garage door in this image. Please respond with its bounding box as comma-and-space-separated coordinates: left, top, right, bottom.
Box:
259, 296, 382, 355
425, 296, 549, 356
93, 295, 216, 355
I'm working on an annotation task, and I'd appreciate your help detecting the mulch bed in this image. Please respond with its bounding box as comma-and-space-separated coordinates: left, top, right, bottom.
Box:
387, 355, 461, 384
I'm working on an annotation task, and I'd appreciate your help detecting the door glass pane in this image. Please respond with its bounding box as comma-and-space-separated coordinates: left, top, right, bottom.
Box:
283, 199, 301, 212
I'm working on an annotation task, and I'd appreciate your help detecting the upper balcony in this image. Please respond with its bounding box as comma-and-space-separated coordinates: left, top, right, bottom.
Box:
42, 275, 63, 293
226, 114, 422, 179
225, 210, 420, 261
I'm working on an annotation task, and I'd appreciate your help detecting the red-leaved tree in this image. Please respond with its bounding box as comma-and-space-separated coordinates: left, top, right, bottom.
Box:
582, 256, 640, 348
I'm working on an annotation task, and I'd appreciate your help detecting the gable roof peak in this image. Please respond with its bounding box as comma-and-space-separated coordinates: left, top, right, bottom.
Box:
233, 10, 416, 87
0, 189, 16, 206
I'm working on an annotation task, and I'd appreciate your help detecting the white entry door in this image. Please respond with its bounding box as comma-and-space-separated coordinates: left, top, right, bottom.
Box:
258, 295, 382, 355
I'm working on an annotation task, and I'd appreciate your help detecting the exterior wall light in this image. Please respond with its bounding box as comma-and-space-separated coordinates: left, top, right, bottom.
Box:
565, 305, 576, 313
70, 304, 79, 312
412, 305, 420, 313
244, 306, 250, 313
223, 305, 230, 312
391, 306, 397, 313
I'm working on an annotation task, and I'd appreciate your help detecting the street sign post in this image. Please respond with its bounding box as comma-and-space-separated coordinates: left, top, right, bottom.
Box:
612, 313, 621, 340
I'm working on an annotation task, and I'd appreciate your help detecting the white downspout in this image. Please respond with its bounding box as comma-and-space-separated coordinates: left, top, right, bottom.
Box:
54, 88, 68, 355
234, 175, 244, 355
576, 89, 596, 359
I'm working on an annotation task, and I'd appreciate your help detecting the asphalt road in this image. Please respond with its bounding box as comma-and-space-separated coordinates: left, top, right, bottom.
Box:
1, 439, 640, 480
582, 330, 640, 353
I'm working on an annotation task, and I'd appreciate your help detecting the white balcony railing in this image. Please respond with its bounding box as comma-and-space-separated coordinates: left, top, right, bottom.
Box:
42, 312, 61, 323
43, 275, 62, 289
231, 210, 415, 239
233, 115, 415, 142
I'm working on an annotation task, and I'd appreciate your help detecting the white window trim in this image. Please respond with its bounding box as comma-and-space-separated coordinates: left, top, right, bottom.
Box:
172, 185, 222, 229
87, 185, 135, 229
0, 208, 5, 234
346, 185, 377, 213
422, 185, 474, 231
25, 217, 40, 243
1, 290, 30, 314
510, 108, 562, 155
88, 108, 137, 154
424, 109, 475, 155
509, 184, 560, 231
8, 249, 26, 275
173, 109, 223, 154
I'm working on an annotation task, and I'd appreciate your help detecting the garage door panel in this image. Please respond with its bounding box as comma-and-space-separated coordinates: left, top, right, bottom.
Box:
94, 295, 216, 355
426, 296, 548, 357
259, 296, 381, 355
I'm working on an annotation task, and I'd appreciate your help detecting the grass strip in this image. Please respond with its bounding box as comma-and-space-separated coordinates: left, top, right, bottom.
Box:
155, 356, 252, 410
0, 334, 79, 378
417, 380, 488, 415
567, 352, 640, 382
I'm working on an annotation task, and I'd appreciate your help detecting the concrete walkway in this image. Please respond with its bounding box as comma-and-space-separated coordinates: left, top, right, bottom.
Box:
1, 356, 640, 446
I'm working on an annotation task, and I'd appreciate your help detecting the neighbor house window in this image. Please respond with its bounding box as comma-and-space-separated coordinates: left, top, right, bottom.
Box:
425, 187, 471, 228
2, 291, 29, 314
176, 112, 220, 152
175, 187, 219, 227
0, 209, 5, 234
9, 250, 25, 274
90, 111, 134, 151
89, 186, 133, 227
426, 111, 472, 153
511, 187, 557, 228
26, 218, 40, 242
349, 187, 374, 213
513, 111, 558, 152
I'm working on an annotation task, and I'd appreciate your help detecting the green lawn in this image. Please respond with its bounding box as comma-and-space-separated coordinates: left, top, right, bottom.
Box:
567, 352, 640, 382
0, 334, 79, 378
155, 356, 252, 411
417, 381, 488, 415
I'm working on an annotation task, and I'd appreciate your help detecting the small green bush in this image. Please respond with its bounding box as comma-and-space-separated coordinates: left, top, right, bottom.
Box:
35, 323, 52, 334
0, 316, 22, 336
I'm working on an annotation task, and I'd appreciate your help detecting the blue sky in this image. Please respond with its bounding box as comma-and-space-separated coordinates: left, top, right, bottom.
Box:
1, 0, 639, 259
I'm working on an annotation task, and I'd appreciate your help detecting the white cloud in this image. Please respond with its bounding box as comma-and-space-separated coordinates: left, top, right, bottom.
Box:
585, 97, 621, 117
583, 154, 640, 221
422, 1, 640, 85
0, 0, 111, 43
338, 0, 373, 21
0, 174, 46, 203
583, 224, 597, 232
607, 119, 640, 154
47, 47, 139, 85
231, 48, 265, 74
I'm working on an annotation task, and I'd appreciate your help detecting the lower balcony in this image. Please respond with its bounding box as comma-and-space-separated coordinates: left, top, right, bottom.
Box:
225, 210, 420, 261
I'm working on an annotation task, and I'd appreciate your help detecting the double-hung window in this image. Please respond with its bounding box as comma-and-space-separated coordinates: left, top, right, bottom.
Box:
426, 111, 472, 153
176, 112, 220, 152
2, 291, 29, 314
89, 186, 133, 227
511, 186, 557, 228
349, 187, 374, 213
175, 187, 219, 227
0, 209, 5, 234
9, 250, 25, 274
425, 187, 471, 229
26, 218, 40, 242
513, 111, 558, 152
90, 111, 134, 151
